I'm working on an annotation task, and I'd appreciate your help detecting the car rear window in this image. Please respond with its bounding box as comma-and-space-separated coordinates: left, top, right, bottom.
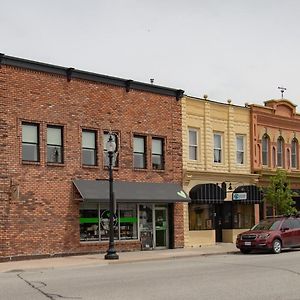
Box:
251, 219, 281, 231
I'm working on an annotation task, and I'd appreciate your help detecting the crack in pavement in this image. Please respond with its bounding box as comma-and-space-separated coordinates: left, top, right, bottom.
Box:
17, 273, 82, 299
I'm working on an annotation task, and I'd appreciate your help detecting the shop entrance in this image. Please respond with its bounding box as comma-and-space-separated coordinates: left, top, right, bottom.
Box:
139, 204, 168, 250
155, 207, 168, 248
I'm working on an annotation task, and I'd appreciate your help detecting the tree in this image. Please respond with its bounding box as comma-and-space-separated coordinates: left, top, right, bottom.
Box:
263, 169, 297, 216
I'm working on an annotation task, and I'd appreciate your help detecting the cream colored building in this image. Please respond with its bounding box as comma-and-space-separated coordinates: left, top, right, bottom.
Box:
182, 96, 260, 246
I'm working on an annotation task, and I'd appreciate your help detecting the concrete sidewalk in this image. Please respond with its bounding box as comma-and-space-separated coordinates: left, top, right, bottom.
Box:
0, 243, 238, 273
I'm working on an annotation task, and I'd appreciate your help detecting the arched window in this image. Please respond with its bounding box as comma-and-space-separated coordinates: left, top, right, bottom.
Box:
291, 138, 298, 169
262, 134, 269, 166
272, 147, 276, 168
277, 136, 284, 167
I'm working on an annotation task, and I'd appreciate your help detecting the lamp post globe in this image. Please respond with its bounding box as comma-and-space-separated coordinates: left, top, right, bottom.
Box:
104, 133, 119, 260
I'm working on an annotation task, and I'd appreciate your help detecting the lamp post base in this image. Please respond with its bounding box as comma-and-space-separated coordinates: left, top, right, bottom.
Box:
105, 249, 119, 260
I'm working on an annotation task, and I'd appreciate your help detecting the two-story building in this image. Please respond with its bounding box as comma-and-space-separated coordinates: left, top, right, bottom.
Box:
182, 96, 260, 246
0, 54, 189, 260
250, 99, 300, 215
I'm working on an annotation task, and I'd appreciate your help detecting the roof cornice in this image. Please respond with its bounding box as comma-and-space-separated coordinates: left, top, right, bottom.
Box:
0, 53, 184, 100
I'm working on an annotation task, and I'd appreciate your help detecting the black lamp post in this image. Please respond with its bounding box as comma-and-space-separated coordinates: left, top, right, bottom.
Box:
104, 134, 119, 260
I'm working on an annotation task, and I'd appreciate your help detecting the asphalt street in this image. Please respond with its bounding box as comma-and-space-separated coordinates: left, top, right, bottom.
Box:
1, 250, 300, 300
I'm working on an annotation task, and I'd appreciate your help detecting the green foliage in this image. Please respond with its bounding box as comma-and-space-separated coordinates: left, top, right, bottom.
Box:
263, 169, 297, 215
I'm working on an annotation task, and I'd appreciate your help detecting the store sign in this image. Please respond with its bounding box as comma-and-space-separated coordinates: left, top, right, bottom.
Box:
233, 192, 247, 200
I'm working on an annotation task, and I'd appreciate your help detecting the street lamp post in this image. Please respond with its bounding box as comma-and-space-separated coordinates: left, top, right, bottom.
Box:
104, 134, 119, 260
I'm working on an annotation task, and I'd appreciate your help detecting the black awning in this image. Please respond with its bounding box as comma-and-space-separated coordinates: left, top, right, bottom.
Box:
73, 179, 190, 203
189, 183, 225, 204
232, 185, 263, 203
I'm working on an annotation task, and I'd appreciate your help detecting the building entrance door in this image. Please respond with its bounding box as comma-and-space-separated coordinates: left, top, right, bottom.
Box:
154, 207, 168, 248
139, 205, 168, 250
214, 204, 223, 242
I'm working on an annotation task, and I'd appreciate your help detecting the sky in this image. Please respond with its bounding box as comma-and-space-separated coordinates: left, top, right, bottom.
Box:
2, 0, 300, 107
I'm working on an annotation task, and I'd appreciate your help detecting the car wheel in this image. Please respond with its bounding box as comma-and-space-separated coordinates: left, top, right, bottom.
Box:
240, 249, 251, 254
272, 239, 282, 254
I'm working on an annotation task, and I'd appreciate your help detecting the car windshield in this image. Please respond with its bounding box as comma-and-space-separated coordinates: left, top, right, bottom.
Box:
251, 219, 281, 231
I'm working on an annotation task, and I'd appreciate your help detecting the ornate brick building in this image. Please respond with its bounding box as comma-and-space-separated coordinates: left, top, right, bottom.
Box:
250, 99, 300, 216
0, 54, 188, 260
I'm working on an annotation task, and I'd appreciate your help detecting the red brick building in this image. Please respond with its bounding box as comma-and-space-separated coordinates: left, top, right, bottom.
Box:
0, 54, 189, 260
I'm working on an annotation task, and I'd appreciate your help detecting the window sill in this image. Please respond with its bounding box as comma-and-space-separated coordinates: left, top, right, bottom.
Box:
22, 161, 40, 166
82, 165, 99, 169
152, 169, 165, 172
133, 168, 148, 172
47, 162, 65, 167
80, 239, 140, 244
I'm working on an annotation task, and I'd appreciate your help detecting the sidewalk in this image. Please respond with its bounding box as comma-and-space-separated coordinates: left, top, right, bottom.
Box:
0, 243, 238, 273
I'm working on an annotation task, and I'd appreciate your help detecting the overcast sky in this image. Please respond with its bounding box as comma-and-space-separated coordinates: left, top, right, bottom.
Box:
2, 0, 300, 107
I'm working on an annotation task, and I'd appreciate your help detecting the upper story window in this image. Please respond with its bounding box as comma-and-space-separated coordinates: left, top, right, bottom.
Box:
236, 135, 245, 164
262, 134, 270, 166
277, 136, 284, 167
82, 130, 97, 166
133, 136, 146, 169
47, 126, 63, 163
291, 138, 298, 169
22, 123, 39, 162
188, 129, 198, 160
213, 133, 222, 163
152, 137, 164, 170
103, 132, 119, 167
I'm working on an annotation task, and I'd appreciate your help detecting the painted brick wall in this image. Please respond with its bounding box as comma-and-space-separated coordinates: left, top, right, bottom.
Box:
0, 65, 184, 259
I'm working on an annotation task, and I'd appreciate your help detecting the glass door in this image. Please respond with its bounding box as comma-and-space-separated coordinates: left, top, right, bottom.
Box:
155, 207, 168, 248
139, 204, 153, 250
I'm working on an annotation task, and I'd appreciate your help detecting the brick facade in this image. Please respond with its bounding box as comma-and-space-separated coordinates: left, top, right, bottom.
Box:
0, 56, 184, 260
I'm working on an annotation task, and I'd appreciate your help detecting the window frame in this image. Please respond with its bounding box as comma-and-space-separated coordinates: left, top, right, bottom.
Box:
133, 135, 147, 169
188, 128, 198, 161
262, 134, 269, 166
47, 125, 64, 164
277, 136, 284, 167
151, 137, 164, 170
82, 129, 97, 166
291, 138, 298, 169
22, 122, 40, 162
236, 134, 245, 165
213, 132, 222, 163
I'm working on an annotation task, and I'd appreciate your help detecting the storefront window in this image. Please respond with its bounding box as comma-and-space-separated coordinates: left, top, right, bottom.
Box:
232, 203, 254, 229
80, 203, 99, 241
189, 204, 214, 230
119, 204, 138, 240
100, 204, 118, 241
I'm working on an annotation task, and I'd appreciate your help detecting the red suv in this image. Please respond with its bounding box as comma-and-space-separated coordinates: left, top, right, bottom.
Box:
236, 216, 300, 254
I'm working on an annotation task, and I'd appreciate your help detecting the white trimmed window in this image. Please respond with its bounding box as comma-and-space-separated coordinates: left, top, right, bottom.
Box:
236, 135, 245, 164
213, 133, 222, 163
47, 125, 63, 163
188, 129, 198, 160
22, 123, 39, 162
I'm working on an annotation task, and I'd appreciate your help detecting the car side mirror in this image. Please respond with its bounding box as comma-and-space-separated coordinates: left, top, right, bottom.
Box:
281, 227, 289, 232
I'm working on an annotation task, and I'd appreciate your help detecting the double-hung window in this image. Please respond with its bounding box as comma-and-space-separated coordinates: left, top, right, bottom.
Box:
291, 138, 298, 169
47, 126, 63, 163
236, 135, 245, 164
213, 133, 222, 163
22, 123, 39, 162
133, 136, 146, 169
277, 137, 284, 167
82, 130, 97, 166
152, 137, 164, 170
188, 129, 198, 160
262, 134, 269, 166
103, 132, 118, 167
